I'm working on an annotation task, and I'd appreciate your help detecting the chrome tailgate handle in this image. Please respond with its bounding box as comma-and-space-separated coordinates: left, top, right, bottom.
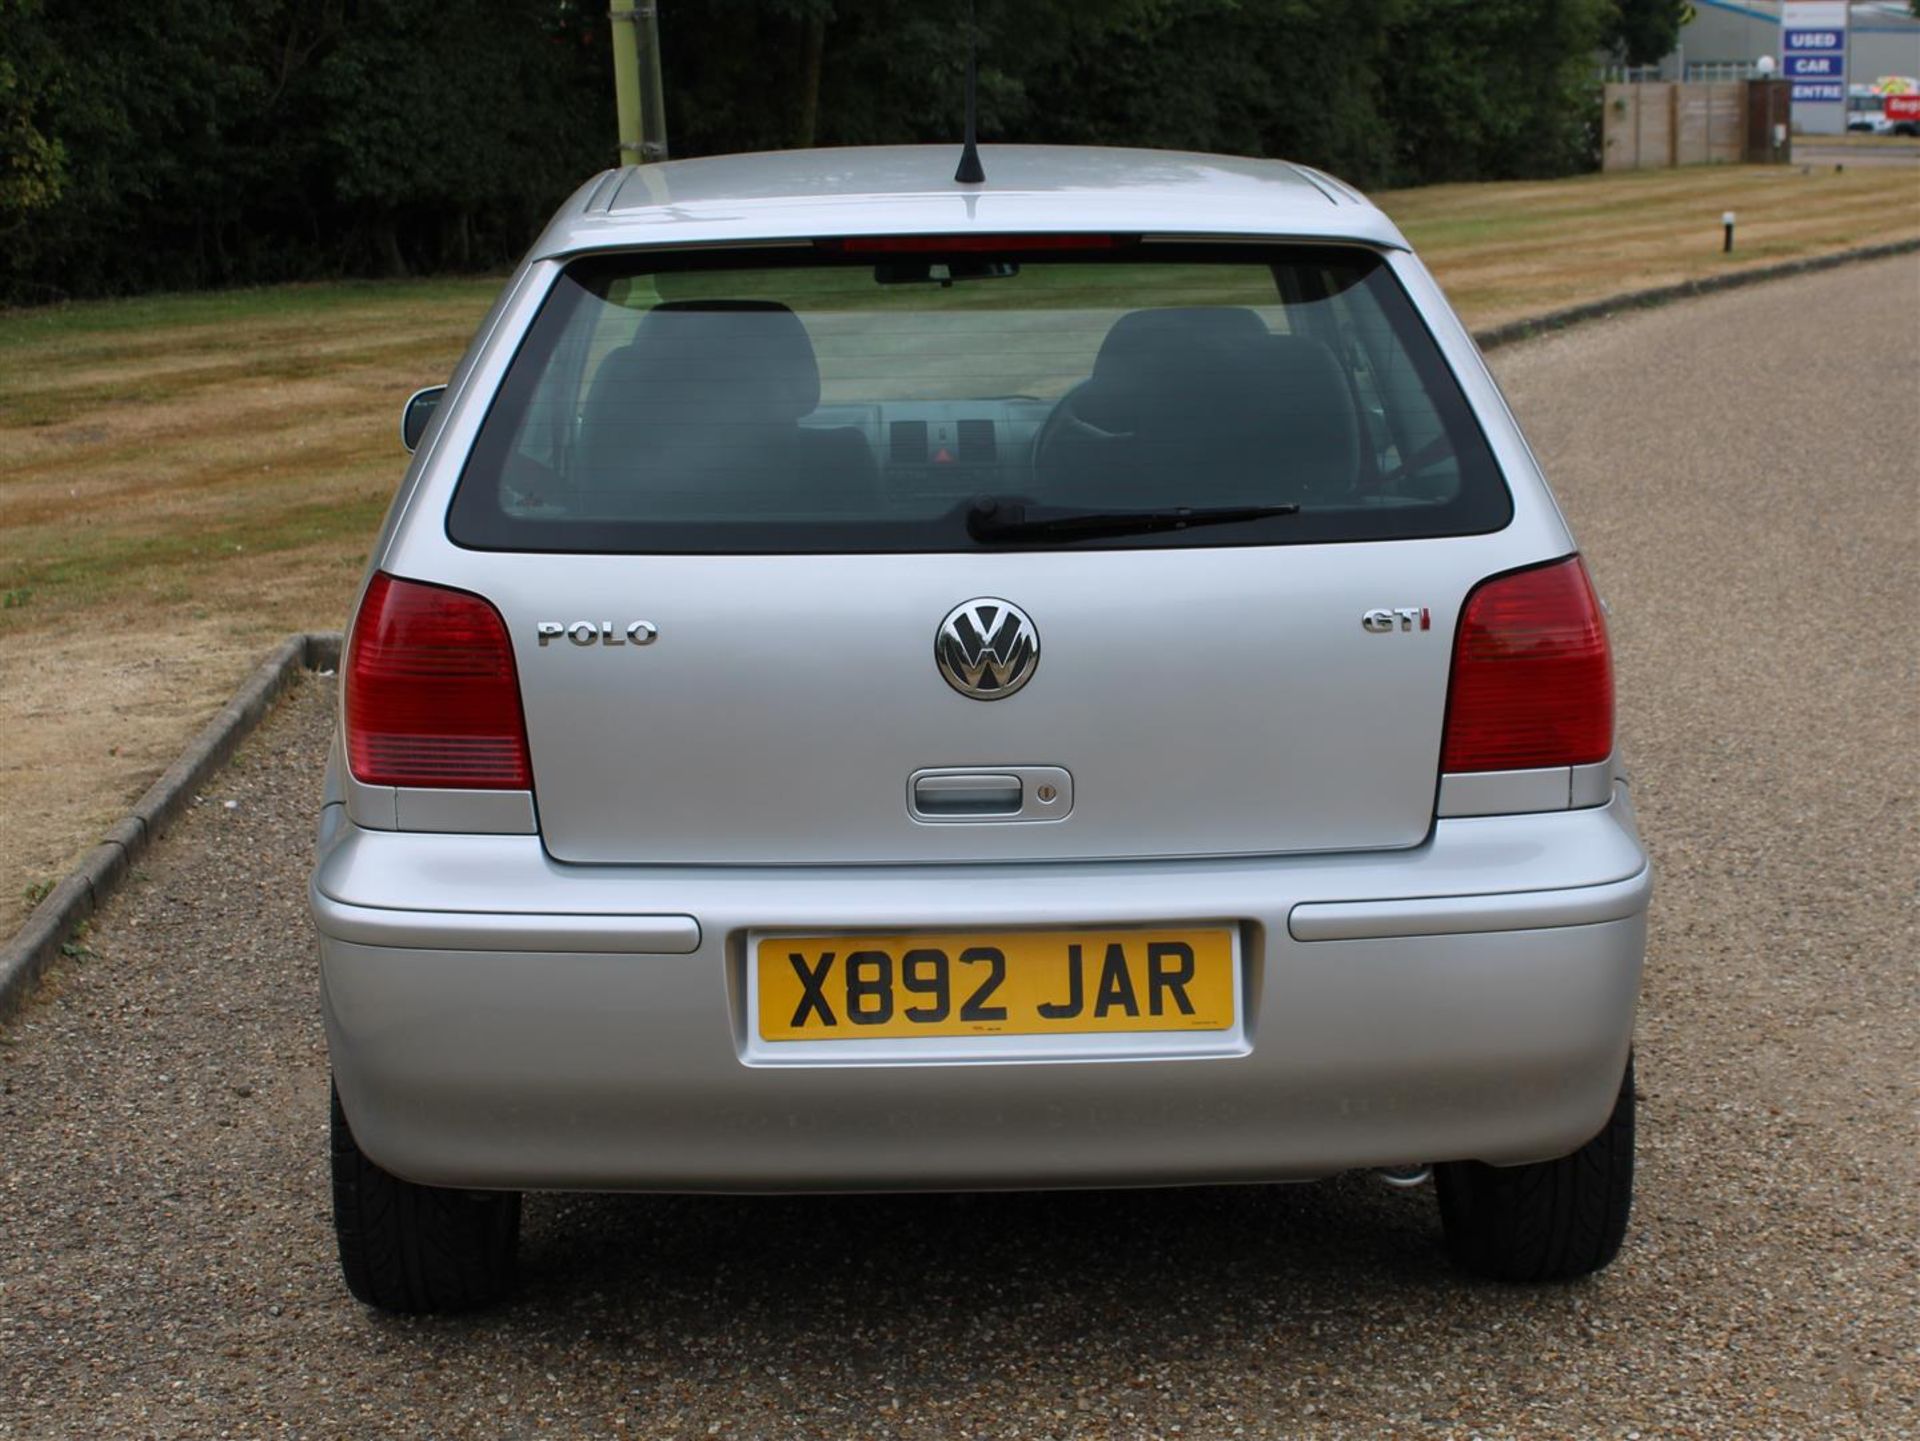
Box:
908, 766, 1073, 823
913, 773, 1022, 816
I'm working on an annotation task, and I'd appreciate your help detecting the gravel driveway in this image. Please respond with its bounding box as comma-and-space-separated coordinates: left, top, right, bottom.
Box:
3, 255, 1916, 1440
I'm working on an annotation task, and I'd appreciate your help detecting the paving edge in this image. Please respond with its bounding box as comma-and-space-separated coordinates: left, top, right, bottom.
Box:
2, 234, 1915, 1026
0, 631, 343, 1025
1470, 236, 1920, 351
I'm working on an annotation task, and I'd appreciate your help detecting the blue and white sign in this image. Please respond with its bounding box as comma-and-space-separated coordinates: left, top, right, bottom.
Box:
1782, 0, 1849, 135
1785, 53, 1844, 79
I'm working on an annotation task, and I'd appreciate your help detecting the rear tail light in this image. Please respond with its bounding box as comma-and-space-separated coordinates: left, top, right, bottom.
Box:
345, 572, 531, 789
1440, 556, 1613, 773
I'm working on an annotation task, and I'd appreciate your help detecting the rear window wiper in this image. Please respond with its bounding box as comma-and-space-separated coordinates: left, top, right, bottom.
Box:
965, 496, 1300, 544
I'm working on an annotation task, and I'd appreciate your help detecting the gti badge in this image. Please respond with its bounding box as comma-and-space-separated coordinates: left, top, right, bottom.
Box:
1362, 608, 1431, 633
536, 621, 658, 647
936, 598, 1039, 700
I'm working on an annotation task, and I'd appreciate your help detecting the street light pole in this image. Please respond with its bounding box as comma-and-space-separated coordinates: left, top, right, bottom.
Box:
610, 3, 669, 165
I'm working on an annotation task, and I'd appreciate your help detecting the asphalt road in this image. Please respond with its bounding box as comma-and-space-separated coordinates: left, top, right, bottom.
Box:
3, 255, 1917, 1439
1793, 140, 1920, 168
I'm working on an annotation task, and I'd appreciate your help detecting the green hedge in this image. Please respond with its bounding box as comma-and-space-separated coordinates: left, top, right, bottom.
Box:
2, 0, 1634, 305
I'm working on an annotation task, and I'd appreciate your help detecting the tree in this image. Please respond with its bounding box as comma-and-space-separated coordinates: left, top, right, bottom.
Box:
1384, 0, 1613, 184
657, 0, 1178, 158
313, 0, 609, 274
1606, 0, 1687, 68
2, 0, 613, 299
1028, 0, 1402, 183
0, 0, 66, 251
1, 0, 1622, 304
1, 0, 285, 295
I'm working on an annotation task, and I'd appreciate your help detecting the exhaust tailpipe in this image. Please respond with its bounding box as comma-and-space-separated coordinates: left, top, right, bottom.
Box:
1374, 1164, 1433, 1189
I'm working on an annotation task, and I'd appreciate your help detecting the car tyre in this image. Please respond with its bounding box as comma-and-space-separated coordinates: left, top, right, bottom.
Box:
1434, 1054, 1634, 1282
330, 1079, 521, 1312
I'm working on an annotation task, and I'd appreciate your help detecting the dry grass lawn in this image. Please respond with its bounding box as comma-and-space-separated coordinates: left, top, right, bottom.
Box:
1386, 160, 1920, 324
2, 161, 1917, 935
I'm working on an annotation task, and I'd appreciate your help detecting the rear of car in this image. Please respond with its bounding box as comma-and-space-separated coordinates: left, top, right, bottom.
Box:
312, 148, 1648, 1311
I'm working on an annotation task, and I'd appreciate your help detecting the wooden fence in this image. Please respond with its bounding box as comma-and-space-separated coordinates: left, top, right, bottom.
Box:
1604, 82, 1751, 170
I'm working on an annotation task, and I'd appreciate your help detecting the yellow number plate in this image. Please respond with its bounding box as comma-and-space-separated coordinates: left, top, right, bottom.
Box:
756, 928, 1235, 1041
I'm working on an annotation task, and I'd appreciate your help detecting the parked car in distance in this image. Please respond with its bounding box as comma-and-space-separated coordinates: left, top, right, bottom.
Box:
1849, 80, 1920, 134
313, 145, 1650, 1312
1846, 92, 1891, 133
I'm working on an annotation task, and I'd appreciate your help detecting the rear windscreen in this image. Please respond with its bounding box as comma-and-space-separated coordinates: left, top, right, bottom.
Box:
448, 241, 1512, 552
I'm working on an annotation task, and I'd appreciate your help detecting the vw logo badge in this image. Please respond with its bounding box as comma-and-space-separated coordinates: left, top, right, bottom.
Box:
936, 598, 1040, 701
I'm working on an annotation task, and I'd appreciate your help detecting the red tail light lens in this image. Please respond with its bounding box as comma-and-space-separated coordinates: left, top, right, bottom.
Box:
345, 573, 531, 789
830, 234, 1118, 252
1441, 556, 1613, 773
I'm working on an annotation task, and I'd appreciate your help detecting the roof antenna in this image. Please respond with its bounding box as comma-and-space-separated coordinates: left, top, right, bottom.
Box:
954, 2, 985, 184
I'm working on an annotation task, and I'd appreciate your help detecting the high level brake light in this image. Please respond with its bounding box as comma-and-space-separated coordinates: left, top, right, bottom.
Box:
1440, 556, 1613, 773
345, 572, 531, 790
830, 234, 1118, 252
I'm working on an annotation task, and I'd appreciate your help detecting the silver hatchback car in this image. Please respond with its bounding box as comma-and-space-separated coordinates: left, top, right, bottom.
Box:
313, 146, 1649, 1312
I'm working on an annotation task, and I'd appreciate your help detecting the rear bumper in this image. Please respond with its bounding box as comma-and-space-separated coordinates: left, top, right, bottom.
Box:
313, 787, 1650, 1192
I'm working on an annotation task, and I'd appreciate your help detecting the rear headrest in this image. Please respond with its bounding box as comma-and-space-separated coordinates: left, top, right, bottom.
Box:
622, 299, 821, 422
1076, 307, 1269, 431
1091, 306, 1269, 380
1260, 332, 1350, 395
1247, 333, 1359, 490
